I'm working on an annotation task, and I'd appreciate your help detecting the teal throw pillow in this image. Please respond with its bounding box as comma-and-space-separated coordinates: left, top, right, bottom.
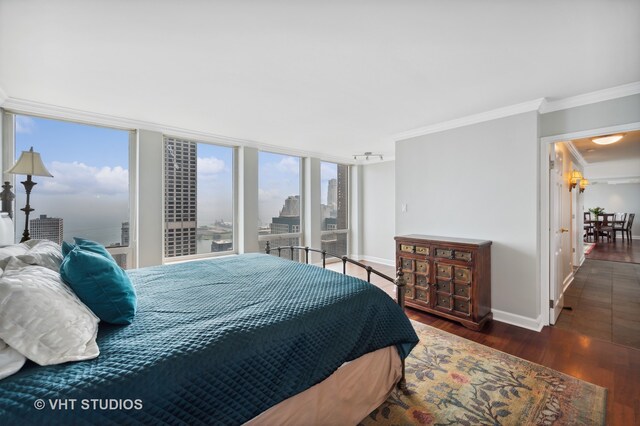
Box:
62, 237, 115, 262
60, 247, 136, 325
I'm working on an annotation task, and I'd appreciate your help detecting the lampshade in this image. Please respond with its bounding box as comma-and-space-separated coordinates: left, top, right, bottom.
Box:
570, 170, 583, 183
580, 179, 589, 189
6, 147, 53, 177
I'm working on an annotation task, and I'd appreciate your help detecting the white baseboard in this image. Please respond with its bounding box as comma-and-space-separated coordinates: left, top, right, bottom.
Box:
492, 309, 544, 332
579, 255, 586, 267
355, 255, 395, 267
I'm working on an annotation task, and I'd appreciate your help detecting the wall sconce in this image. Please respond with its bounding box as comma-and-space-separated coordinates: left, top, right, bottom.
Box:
579, 178, 589, 193
569, 170, 583, 192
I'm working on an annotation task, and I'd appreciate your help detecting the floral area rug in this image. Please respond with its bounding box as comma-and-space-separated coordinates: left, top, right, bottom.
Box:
584, 243, 596, 255
360, 321, 606, 426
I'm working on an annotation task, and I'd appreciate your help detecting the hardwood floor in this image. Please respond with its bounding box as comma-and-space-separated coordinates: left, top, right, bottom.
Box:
586, 237, 640, 263
326, 259, 640, 426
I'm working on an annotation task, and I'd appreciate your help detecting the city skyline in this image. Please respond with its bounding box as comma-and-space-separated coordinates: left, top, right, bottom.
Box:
12, 114, 347, 257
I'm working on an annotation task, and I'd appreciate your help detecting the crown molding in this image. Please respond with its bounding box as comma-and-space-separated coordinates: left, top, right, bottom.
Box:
2, 97, 356, 165
391, 98, 545, 142
539, 81, 640, 114
565, 141, 588, 168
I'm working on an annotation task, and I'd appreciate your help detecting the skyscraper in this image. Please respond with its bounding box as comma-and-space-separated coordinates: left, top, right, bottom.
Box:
164, 137, 197, 257
121, 221, 130, 246
30, 214, 63, 245
327, 178, 337, 211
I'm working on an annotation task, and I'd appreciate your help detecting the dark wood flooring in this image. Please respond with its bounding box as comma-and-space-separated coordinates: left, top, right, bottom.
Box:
555, 259, 640, 349
326, 260, 640, 426
586, 238, 640, 263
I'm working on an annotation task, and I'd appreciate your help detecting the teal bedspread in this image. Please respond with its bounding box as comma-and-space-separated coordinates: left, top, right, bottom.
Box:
0, 253, 418, 425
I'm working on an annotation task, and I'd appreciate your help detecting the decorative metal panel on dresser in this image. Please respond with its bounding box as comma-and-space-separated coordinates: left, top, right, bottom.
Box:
395, 235, 492, 330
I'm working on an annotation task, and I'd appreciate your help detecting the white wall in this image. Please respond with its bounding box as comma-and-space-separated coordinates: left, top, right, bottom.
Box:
584, 183, 640, 238
396, 111, 539, 321
361, 160, 395, 264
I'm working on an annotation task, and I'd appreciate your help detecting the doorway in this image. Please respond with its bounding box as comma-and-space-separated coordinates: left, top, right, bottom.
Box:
541, 125, 640, 349
540, 122, 640, 328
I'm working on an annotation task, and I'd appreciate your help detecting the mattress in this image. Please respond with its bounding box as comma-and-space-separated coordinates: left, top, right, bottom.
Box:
0, 253, 418, 425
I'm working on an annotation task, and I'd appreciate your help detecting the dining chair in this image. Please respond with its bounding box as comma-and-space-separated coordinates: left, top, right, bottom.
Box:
625, 213, 635, 243
612, 213, 627, 241
599, 213, 614, 242
583, 212, 595, 242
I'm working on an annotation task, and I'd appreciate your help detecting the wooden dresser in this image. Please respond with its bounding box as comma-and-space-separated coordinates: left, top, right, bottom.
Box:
395, 235, 492, 330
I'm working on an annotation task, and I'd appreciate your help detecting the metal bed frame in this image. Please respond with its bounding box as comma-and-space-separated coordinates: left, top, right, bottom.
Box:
265, 241, 408, 391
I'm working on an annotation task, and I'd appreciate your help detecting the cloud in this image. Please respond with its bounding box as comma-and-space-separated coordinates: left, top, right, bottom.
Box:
38, 161, 128, 196
274, 156, 299, 174
197, 156, 225, 175
15, 116, 36, 134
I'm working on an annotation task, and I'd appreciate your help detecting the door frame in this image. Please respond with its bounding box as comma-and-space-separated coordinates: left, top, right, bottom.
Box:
539, 121, 640, 327
549, 145, 564, 324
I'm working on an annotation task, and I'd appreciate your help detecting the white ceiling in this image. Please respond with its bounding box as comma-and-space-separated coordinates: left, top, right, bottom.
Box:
572, 130, 640, 163
1, 1, 639, 160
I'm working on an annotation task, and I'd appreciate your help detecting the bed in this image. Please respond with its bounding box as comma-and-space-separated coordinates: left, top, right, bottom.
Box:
0, 251, 418, 425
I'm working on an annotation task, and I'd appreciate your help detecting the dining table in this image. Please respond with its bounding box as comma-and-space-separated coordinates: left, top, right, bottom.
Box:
584, 214, 625, 242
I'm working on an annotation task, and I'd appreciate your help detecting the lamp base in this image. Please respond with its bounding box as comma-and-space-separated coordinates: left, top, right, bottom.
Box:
19, 176, 37, 243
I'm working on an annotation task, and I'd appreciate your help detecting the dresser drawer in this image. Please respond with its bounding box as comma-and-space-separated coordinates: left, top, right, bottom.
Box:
416, 274, 429, 287
435, 279, 451, 294
400, 244, 415, 253
436, 294, 452, 310
403, 273, 415, 286
436, 263, 452, 279
435, 248, 454, 259
455, 250, 472, 262
453, 298, 470, 315
404, 285, 415, 300
401, 258, 414, 272
454, 266, 471, 283
415, 246, 429, 255
454, 283, 470, 298
416, 260, 429, 274
415, 287, 430, 303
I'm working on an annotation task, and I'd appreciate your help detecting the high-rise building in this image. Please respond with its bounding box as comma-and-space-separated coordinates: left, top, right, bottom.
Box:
30, 214, 63, 245
271, 195, 300, 234
121, 221, 129, 246
327, 178, 337, 211
164, 137, 197, 257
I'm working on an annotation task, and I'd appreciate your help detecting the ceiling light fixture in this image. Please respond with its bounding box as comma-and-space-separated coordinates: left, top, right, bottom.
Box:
353, 152, 383, 161
592, 134, 624, 145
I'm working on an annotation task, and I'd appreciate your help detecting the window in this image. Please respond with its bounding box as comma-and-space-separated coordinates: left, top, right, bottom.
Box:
13, 114, 133, 268
320, 162, 349, 257
258, 152, 301, 254
163, 137, 234, 259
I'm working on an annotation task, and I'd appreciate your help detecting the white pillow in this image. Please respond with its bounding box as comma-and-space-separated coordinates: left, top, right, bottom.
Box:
0, 338, 26, 380
0, 239, 63, 272
0, 257, 100, 366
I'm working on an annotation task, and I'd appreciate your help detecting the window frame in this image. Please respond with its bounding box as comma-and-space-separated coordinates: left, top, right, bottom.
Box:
161, 135, 237, 264
4, 111, 138, 268
319, 162, 350, 260
257, 150, 304, 253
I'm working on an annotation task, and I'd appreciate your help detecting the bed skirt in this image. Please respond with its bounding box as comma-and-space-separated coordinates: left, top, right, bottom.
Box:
245, 346, 401, 425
